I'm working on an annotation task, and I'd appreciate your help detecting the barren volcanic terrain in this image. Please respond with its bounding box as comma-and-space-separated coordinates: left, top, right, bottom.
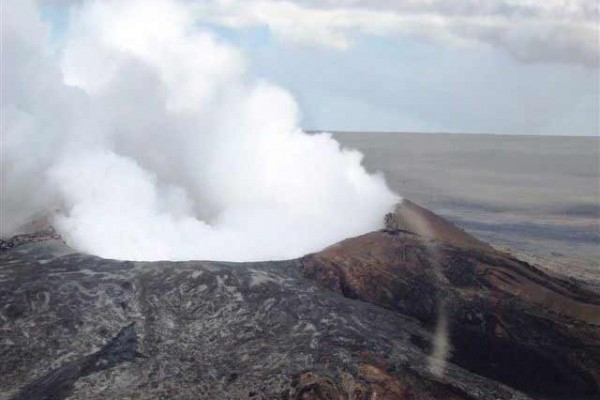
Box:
1, 201, 598, 400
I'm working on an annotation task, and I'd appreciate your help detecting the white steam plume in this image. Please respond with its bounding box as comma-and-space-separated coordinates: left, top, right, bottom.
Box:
1, 0, 398, 261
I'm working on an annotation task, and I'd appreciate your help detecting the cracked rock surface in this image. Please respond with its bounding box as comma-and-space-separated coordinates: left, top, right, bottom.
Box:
1, 202, 598, 400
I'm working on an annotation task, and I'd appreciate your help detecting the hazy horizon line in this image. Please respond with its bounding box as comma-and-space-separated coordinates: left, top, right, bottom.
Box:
305, 130, 600, 138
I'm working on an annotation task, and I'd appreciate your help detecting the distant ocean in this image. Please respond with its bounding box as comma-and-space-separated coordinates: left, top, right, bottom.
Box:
333, 132, 600, 270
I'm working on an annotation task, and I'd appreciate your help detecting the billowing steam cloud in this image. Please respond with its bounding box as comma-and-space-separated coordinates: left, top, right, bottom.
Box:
1, 0, 398, 261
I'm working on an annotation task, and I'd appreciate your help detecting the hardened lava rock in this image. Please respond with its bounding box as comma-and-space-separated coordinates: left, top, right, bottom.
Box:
1, 201, 598, 400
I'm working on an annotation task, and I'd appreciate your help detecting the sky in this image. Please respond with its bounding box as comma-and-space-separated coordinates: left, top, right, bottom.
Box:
40, 0, 599, 136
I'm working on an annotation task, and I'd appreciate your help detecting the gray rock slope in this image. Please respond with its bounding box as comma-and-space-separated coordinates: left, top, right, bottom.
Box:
1, 240, 530, 400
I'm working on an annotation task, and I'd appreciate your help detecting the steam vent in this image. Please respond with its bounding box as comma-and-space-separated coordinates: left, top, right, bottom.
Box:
1, 201, 599, 400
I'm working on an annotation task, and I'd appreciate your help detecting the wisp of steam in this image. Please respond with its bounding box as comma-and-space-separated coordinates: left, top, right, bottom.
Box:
1, 0, 398, 261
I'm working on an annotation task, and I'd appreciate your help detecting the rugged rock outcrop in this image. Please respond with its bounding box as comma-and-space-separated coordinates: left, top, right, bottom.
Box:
1, 201, 598, 400
302, 200, 600, 398
0, 226, 61, 253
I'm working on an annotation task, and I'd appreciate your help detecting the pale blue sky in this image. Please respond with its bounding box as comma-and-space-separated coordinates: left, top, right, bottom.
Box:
41, 1, 599, 136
